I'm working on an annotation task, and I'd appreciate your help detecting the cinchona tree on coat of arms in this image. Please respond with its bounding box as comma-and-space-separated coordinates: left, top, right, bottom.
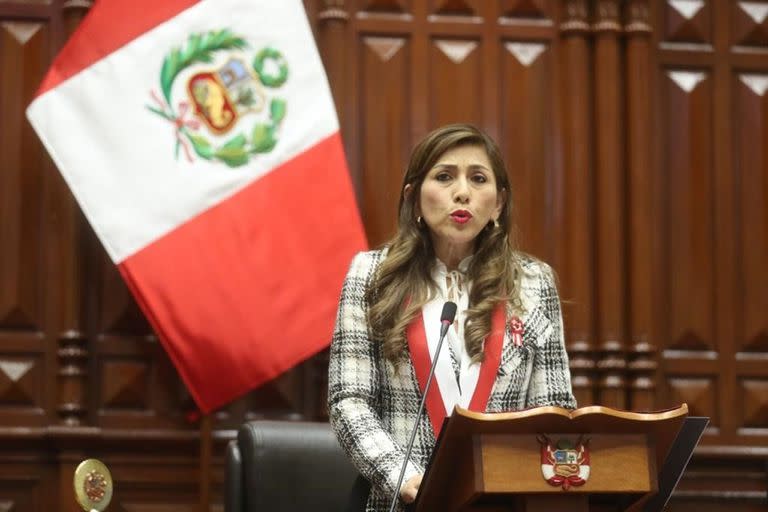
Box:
146, 29, 288, 167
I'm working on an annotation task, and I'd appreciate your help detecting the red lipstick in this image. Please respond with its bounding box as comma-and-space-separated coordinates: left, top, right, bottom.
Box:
450, 210, 472, 224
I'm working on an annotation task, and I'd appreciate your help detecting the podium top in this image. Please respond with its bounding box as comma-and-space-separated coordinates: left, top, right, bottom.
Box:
444, 404, 688, 472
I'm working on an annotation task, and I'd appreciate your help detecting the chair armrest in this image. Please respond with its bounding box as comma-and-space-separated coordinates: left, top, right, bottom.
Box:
224, 439, 242, 512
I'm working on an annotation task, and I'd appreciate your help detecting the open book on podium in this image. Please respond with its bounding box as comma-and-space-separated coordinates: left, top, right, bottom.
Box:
413, 403, 708, 512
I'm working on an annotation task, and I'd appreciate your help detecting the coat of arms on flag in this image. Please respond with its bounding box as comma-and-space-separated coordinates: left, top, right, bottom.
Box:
146, 30, 289, 167
538, 435, 591, 490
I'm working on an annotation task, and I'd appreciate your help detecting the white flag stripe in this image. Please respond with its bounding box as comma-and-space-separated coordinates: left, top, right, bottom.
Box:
27, 0, 338, 263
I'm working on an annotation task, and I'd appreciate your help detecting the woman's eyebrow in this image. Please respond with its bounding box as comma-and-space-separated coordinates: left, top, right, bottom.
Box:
431, 163, 490, 170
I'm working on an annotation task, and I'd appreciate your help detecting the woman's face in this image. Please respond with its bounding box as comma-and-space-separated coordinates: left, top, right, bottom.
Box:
416, 144, 503, 262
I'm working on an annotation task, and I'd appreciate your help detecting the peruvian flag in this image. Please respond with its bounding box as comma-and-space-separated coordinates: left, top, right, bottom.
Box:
26, 0, 367, 413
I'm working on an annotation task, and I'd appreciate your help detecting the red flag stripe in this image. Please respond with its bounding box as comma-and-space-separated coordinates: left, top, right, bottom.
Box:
118, 133, 365, 412
36, 0, 197, 96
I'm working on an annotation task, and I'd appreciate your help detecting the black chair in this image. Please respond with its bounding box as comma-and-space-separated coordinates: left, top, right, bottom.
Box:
225, 420, 369, 512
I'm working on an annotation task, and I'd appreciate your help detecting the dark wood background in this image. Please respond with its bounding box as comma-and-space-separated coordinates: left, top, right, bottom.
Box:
0, 0, 766, 510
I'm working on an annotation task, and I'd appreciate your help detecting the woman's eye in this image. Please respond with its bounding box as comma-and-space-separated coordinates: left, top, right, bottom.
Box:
472, 174, 488, 183
436, 173, 452, 182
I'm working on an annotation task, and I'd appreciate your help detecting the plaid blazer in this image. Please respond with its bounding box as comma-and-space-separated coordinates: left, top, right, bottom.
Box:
328, 249, 577, 512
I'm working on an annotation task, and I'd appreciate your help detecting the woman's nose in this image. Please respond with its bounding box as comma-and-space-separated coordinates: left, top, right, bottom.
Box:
453, 177, 470, 202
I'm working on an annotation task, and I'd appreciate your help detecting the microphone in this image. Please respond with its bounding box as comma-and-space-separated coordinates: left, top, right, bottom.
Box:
388, 301, 457, 512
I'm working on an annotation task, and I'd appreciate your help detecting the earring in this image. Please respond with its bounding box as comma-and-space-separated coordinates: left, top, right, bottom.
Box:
493, 219, 500, 229
416, 216, 423, 226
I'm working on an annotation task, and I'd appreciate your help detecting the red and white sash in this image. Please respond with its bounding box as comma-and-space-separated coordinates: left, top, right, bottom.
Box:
406, 303, 505, 437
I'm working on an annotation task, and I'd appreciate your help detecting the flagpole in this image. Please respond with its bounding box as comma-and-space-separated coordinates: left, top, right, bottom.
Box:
199, 413, 212, 512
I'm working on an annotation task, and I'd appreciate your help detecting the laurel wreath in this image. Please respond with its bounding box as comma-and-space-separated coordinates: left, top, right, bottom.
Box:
147, 29, 289, 167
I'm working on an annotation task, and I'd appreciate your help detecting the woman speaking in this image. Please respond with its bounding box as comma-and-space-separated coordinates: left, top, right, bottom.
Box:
328, 124, 576, 511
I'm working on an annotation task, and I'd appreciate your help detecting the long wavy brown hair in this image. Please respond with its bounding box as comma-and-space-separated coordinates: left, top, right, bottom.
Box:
366, 124, 524, 364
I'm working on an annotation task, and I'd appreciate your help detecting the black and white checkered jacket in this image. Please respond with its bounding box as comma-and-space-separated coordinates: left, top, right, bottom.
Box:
328, 249, 577, 512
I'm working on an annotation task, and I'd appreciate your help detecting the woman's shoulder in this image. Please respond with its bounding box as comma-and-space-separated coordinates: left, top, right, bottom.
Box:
349, 248, 388, 265
515, 252, 553, 278
346, 248, 389, 276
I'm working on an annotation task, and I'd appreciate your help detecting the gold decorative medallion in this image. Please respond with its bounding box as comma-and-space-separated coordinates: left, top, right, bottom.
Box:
74, 459, 113, 511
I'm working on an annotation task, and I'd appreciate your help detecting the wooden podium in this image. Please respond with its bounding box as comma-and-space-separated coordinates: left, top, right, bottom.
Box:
414, 404, 690, 512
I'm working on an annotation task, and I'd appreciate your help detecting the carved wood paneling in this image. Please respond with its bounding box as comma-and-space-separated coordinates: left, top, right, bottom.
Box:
359, 36, 410, 247
662, 69, 716, 352
430, 0, 477, 17
733, 72, 768, 355
732, 1, 768, 47
499, 0, 549, 19
500, 41, 554, 260
360, 0, 410, 15
668, 376, 718, 425
665, 0, 711, 44
0, 20, 53, 428
430, 39, 482, 128
739, 378, 768, 431
0, 22, 46, 333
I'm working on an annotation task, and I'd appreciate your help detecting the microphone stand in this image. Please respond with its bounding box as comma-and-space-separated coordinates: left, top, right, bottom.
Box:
388, 317, 453, 512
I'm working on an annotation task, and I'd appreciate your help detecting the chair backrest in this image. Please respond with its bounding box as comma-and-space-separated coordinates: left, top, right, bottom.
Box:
236, 420, 366, 512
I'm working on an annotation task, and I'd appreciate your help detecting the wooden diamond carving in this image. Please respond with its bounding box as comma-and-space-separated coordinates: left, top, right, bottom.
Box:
665, 0, 710, 43
669, 328, 710, 351
500, 0, 547, 19
741, 330, 768, 353
0, 359, 36, 406
0, 305, 36, 330
435, 40, 477, 64
505, 42, 546, 67
361, 0, 407, 13
1, 21, 42, 45
101, 361, 149, 409
433, 0, 476, 16
733, 2, 768, 47
668, 377, 716, 421
365, 37, 406, 62
741, 379, 768, 428
99, 265, 151, 334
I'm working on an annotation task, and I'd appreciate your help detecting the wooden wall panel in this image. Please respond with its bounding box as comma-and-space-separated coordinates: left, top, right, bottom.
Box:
661, 69, 716, 353
429, 38, 482, 128
654, 1, 767, 507
360, 35, 410, 247
0, 23, 46, 330
664, 0, 711, 44
733, 72, 768, 355
0, 20, 52, 429
500, 41, 556, 261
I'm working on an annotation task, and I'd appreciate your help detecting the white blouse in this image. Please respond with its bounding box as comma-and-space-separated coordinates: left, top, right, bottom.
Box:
421, 257, 481, 415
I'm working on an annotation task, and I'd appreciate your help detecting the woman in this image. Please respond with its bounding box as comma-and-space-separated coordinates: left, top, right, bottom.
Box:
328, 124, 576, 511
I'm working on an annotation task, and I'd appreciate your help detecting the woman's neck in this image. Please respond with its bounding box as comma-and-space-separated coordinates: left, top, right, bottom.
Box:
433, 241, 473, 270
